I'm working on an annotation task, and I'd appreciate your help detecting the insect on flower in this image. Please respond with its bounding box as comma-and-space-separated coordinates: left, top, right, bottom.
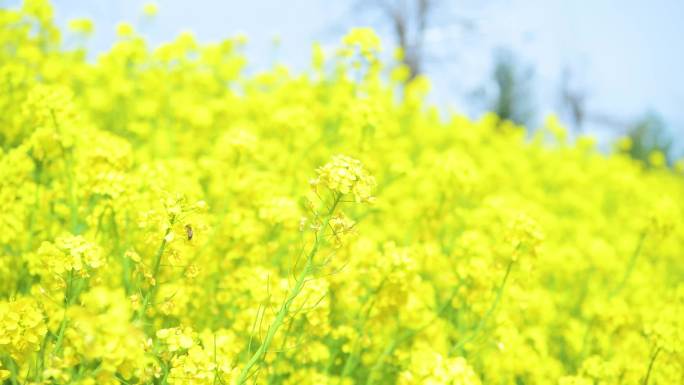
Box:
185, 224, 193, 240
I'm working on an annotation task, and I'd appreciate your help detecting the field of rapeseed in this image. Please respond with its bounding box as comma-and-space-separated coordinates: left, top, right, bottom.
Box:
1, 1, 683, 384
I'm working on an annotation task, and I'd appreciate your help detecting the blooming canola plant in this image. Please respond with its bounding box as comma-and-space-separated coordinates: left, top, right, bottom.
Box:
1, 1, 683, 384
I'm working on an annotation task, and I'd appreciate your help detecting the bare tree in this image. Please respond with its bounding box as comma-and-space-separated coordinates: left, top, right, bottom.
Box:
489, 49, 535, 126
559, 67, 673, 164
347, 0, 484, 87
560, 67, 630, 132
560, 67, 587, 132
625, 112, 673, 164
356, 0, 437, 80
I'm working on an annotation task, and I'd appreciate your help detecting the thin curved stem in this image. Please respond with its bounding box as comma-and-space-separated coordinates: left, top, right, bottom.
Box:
137, 220, 174, 323
643, 347, 661, 385
452, 260, 514, 353
611, 231, 647, 298
235, 195, 341, 384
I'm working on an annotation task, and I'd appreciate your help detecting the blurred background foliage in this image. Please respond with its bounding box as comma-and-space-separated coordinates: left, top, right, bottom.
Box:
18, 0, 683, 166
355, 0, 678, 166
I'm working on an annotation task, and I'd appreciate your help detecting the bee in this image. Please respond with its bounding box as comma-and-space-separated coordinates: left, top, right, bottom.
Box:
185, 224, 193, 240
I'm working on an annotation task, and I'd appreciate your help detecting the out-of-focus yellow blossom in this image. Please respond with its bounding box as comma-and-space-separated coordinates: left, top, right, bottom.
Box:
0, 297, 47, 363
616, 136, 633, 152
399, 344, 481, 385
341, 27, 382, 60
37, 235, 103, 274
0, 363, 9, 381
675, 158, 684, 173
649, 150, 666, 167
116, 21, 134, 37
143, 2, 159, 17
505, 213, 544, 260
157, 327, 196, 352
558, 376, 593, 385
67, 17, 94, 35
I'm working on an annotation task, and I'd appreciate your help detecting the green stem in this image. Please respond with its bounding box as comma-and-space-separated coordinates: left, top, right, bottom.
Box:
266, 315, 297, 384
35, 328, 49, 382
235, 196, 341, 384
50, 109, 79, 234
138, 221, 174, 323
580, 231, 648, 364
54, 269, 75, 354
235, 253, 314, 384
339, 280, 385, 381
7, 358, 19, 385
452, 260, 514, 353
643, 347, 661, 385
366, 339, 397, 385
611, 231, 647, 298
366, 288, 458, 385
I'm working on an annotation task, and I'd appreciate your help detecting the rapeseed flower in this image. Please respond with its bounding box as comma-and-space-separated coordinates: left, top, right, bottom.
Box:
0, 1, 682, 384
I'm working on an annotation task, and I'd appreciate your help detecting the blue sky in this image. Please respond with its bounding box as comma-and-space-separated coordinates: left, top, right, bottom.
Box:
9, 0, 684, 151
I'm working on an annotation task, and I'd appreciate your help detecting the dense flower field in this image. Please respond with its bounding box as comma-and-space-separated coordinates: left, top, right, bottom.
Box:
1, 1, 683, 384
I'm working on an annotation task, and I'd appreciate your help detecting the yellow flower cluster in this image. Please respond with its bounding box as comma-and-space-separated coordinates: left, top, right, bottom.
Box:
311, 155, 377, 203
1, 1, 683, 384
341, 27, 382, 61
36, 235, 103, 276
0, 298, 47, 363
399, 344, 481, 385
